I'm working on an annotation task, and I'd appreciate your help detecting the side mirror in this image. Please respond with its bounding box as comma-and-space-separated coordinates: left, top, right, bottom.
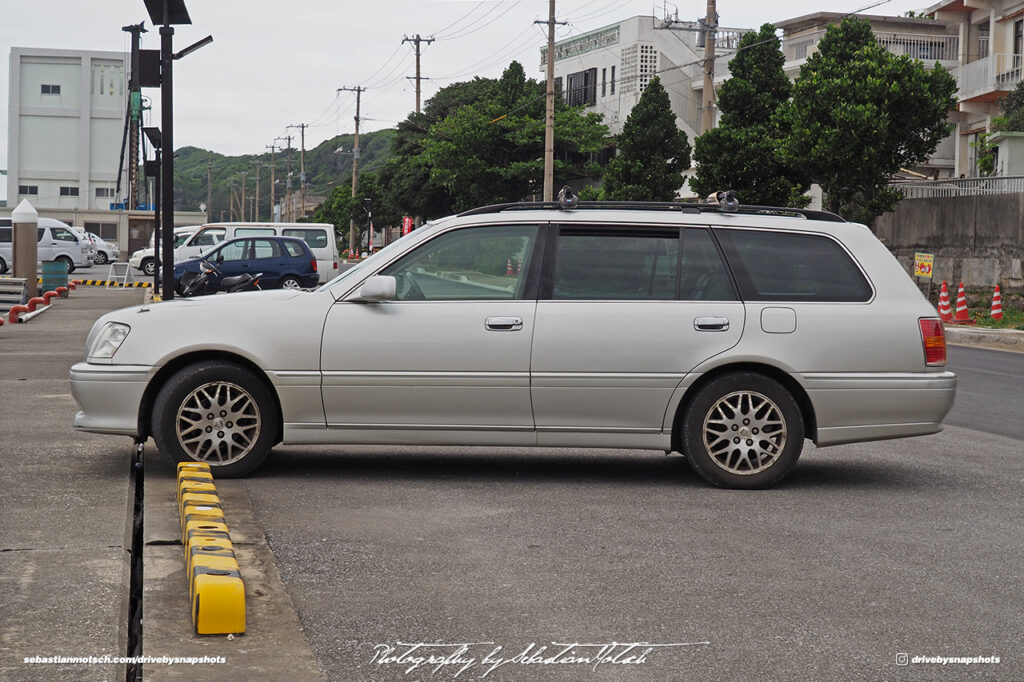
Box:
354, 275, 396, 302
216, 253, 224, 263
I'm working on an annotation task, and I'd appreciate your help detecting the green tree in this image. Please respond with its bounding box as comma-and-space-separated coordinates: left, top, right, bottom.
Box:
690, 24, 810, 207
415, 62, 608, 213
994, 79, 1024, 131
777, 17, 956, 225
601, 77, 690, 201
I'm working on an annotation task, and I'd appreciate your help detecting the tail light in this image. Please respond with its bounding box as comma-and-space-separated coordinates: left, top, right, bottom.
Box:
333, 260, 338, 270
919, 318, 946, 366
311, 258, 318, 272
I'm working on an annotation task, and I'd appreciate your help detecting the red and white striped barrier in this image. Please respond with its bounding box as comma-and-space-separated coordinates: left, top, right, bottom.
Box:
990, 285, 1003, 321
937, 281, 952, 322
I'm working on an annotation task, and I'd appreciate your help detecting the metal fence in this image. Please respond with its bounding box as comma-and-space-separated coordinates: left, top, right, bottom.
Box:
893, 176, 1024, 198
782, 30, 958, 63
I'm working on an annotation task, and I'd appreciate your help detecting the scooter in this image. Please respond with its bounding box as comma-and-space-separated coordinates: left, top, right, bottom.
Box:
177, 259, 263, 297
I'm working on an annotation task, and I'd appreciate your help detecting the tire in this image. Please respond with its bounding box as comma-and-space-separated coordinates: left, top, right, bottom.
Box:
57, 255, 75, 274
94, 251, 109, 266
681, 372, 804, 489
152, 361, 277, 477
142, 259, 156, 276
279, 275, 302, 290
0, 255, 7, 274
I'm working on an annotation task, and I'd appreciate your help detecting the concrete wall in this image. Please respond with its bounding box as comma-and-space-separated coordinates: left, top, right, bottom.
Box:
874, 194, 1024, 297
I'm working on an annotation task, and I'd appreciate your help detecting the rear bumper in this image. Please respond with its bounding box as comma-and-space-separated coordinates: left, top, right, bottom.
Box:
70, 362, 153, 436
803, 371, 957, 446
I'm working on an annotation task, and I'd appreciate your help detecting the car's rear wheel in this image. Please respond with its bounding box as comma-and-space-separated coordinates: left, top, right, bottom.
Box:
142, 259, 155, 276
279, 275, 302, 290
57, 255, 75, 274
152, 361, 277, 477
0, 255, 7, 274
94, 251, 109, 265
681, 372, 804, 489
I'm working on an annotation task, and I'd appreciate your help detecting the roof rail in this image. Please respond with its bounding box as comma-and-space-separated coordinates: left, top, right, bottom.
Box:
457, 200, 846, 223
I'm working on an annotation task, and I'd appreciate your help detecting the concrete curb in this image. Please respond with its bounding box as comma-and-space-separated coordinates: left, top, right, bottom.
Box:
946, 325, 1024, 352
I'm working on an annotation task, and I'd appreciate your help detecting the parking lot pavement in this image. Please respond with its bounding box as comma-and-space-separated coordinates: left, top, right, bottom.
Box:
1, 286, 144, 681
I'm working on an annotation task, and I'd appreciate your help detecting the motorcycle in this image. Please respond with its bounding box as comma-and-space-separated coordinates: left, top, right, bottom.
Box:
177, 259, 264, 297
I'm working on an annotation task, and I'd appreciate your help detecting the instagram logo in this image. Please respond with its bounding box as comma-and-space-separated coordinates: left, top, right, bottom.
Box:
896, 653, 909, 666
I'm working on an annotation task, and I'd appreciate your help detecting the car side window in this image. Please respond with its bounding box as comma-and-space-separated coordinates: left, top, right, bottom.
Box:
236, 228, 275, 237
551, 228, 678, 300
252, 239, 283, 259
381, 225, 537, 301
679, 228, 736, 301
217, 240, 249, 262
194, 228, 225, 247
283, 240, 305, 258
715, 228, 872, 302
282, 229, 328, 248
52, 227, 77, 242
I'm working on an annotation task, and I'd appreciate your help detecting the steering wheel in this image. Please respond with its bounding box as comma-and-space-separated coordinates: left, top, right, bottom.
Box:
394, 272, 425, 301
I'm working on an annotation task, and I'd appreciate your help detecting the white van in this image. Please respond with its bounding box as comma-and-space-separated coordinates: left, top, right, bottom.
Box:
129, 226, 200, 276
175, 222, 340, 283
0, 217, 93, 274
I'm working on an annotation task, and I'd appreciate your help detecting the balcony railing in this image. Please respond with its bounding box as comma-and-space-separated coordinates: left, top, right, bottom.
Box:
892, 176, 1024, 198
955, 53, 1024, 99
782, 30, 959, 64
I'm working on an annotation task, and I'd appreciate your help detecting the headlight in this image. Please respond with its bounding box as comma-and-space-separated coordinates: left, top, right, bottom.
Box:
88, 322, 131, 360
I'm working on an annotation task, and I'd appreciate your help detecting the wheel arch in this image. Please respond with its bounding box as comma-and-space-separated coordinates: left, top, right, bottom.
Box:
670, 362, 818, 453
137, 350, 284, 444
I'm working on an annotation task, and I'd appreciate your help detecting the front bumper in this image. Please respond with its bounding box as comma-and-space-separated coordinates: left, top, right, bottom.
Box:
70, 362, 154, 436
804, 371, 957, 446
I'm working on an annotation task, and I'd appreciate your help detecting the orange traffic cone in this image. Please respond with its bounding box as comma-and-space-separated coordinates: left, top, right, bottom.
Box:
954, 282, 970, 322
937, 281, 952, 322
991, 285, 1003, 320
506, 258, 513, 276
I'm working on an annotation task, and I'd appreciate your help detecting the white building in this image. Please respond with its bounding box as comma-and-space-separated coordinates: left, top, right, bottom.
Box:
7, 47, 128, 213
541, 15, 753, 140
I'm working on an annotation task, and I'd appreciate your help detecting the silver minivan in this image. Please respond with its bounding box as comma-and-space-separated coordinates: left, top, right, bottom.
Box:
0, 217, 93, 273
70, 200, 956, 488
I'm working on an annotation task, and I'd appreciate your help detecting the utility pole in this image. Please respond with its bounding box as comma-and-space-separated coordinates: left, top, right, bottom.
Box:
288, 123, 308, 219
701, 0, 717, 134
238, 171, 247, 221
206, 159, 212, 220
266, 143, 278, 222
338, 86, 364, 256
536, 2, 565, 201
403, 34, 434, 114
121, 22, 146, 209
276, 135, 293, 220
252, 158, 262, 221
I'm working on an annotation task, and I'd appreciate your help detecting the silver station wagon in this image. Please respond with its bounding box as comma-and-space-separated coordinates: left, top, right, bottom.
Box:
70, 200, 956, 489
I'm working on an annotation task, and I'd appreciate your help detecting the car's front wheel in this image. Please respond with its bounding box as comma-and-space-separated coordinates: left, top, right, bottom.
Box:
681, 372, 804, 489
94, 251, 109, 265
152, 361, 277, 477
57, 255, 75, 274
0, 255, 7, 274
141, 259, 155, 276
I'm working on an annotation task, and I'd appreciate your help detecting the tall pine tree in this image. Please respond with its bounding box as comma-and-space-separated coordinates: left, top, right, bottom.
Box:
690, 24, 809, 207
602, 77, 690, 201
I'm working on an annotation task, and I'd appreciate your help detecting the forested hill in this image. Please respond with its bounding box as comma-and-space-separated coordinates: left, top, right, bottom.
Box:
172, 128, 396, 220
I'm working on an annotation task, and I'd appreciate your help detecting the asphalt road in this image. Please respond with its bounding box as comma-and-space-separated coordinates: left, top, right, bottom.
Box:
220, 347, 1023, 681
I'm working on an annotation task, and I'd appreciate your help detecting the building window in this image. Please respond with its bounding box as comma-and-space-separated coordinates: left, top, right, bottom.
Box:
610, 66, 616, 94
95, 187, 114, 198
566, 67, 598, 107
602, 68, 607, 97
1015, 20, 1023, 68
85, 222, 118, 240
41, 84, 61, 95
59, 186, 79, 197
19, 185, 38, 196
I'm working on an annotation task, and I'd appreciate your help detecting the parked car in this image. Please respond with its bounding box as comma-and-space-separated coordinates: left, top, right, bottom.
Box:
87, 232, 120, 265
174, 222, 341, 283
70, 199, 956, 488
129, 227, 198, 276
172, 235, 319, 294
0, 217, 93, 273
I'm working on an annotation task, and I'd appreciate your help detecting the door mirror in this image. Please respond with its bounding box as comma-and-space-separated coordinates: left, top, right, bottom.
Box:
354, 275, 396, 302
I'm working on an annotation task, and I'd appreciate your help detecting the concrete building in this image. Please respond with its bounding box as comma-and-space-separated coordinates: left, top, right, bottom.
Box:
4, 46, 206, 255
540, 15, 753, 140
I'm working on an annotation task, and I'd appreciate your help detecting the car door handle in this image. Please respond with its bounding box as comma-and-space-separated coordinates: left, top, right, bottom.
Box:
694, 316, 729, 331
485, 316, 523, 331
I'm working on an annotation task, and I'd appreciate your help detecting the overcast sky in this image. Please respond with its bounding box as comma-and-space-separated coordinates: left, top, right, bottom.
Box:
1, 0, 930, 201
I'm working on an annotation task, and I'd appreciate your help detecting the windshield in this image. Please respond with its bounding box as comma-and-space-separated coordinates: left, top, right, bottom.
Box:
316, 226, 433, 294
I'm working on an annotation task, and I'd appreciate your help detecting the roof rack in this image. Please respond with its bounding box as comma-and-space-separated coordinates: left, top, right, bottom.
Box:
457, 200, 846, 223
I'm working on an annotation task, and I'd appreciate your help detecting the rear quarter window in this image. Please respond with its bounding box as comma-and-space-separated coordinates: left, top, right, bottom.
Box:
282, 228, 328, 248
715, 228, 872, 302
283, 240, 306, 258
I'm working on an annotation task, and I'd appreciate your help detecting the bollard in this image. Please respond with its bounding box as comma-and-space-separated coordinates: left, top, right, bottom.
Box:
8, 305, 29, 324
42, 291, 59, 304
26, 296, 46, 312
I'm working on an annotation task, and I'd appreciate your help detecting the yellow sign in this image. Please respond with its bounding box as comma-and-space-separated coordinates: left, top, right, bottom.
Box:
914, 252, 934, 279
